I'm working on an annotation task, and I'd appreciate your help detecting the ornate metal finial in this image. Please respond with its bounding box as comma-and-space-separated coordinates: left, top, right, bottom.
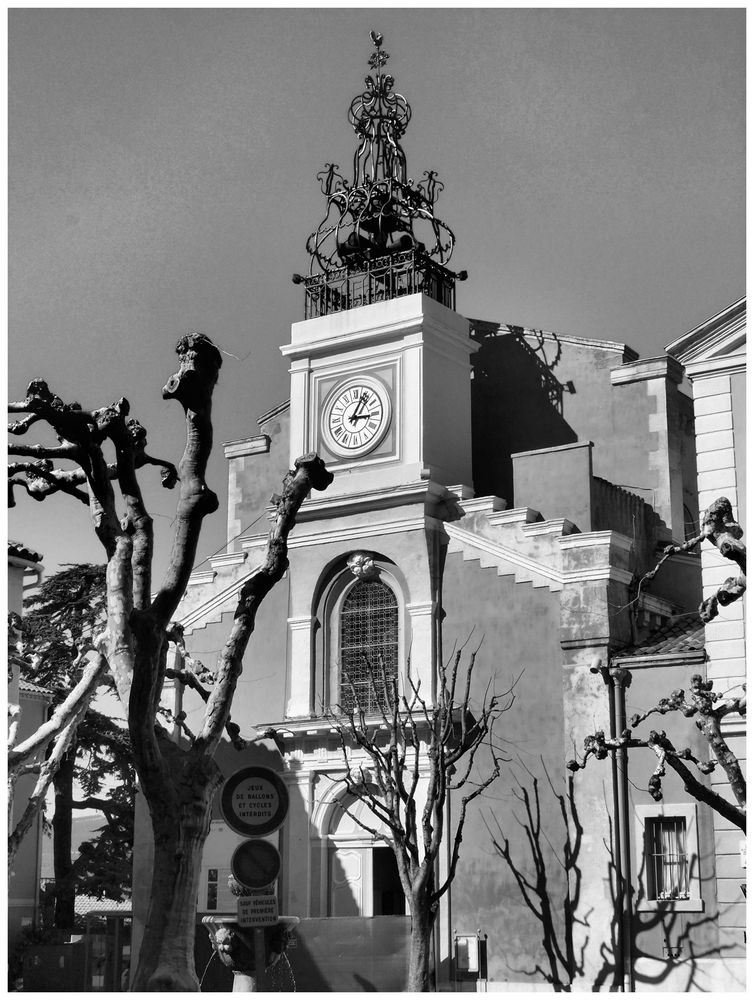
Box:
305, 31, 456, 276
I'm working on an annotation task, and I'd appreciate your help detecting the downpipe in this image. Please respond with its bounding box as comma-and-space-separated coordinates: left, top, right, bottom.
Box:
594, 659, 635, 992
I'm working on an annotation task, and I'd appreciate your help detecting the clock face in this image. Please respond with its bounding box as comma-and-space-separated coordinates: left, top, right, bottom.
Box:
322, 376, 392, 458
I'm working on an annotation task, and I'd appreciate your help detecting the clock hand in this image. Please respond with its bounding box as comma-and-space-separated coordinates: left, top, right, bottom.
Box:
349, 392, 370, 424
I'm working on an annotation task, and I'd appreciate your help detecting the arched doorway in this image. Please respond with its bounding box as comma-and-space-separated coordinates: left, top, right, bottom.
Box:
327, 793, 405, 917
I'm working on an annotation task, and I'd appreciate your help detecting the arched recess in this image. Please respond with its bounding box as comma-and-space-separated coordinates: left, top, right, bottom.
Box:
311, 779, 405, 918
311, 553, 410, 715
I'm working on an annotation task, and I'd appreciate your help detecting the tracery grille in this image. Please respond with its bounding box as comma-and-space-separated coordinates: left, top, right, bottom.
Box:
339, 580, 399, 713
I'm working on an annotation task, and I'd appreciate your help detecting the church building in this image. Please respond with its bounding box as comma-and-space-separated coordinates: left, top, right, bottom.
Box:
132, 33, 744, 992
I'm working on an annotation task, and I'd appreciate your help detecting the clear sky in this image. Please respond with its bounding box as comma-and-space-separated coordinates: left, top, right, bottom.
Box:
8, 7, 745, 578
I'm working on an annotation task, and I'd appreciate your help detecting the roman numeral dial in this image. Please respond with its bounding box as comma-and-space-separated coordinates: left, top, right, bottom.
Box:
322, 376, 392, 459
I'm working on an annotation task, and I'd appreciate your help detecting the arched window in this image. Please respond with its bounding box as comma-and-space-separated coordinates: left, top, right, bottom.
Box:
339, 579, 399, 713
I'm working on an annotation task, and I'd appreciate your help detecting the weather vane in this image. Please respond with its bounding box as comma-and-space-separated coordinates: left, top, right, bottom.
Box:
305, 30, 456, 275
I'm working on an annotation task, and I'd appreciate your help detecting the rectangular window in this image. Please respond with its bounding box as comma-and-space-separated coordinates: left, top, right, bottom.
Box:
634, 803, 703, 912
646, 816, 689, 900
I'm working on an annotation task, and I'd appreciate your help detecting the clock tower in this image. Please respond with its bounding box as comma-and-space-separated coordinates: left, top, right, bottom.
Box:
281, 31, 474, 508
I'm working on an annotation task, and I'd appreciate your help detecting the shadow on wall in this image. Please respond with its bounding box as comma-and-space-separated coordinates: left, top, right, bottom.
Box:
471, 328, 577, 504
488, 761, 732, 992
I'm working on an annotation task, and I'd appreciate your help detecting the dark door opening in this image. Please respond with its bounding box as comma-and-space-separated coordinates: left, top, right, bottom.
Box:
372, 846, 405, 915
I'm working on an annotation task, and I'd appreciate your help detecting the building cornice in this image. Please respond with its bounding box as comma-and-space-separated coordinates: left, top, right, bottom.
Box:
223, 435, 270, 459
665, 297, 746, 366
684, 354, 746, 380
611, 650, 706, 669
610, 355, 685, 386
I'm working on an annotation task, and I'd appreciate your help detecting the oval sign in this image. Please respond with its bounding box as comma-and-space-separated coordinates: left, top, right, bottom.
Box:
231, 838, 281, 891
220, 766, 289, 837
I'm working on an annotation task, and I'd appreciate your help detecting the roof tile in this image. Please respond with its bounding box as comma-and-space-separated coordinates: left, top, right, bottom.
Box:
616, 616, 706, 659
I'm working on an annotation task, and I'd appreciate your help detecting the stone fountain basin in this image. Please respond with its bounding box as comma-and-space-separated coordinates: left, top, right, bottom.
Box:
202, 915, 300, 974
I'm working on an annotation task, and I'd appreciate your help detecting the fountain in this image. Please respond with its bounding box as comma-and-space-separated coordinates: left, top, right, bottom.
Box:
202, 914, 300, 992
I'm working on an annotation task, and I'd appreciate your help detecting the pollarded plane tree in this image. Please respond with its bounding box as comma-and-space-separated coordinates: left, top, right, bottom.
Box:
568, 497, 746, 833
8, 334, 333, 991
326, 648, 511, 992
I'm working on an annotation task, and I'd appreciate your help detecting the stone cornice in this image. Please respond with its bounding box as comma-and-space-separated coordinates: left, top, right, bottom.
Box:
445, 523, 634, 589
257, 398, 291, 427
282, 294, 471, 362
685, 354, 746, 380
610, 355, 685, 386
209, 551, 248, 570
512, 440, 593, 460
665, 297, 745, 365
239, 510, 429, 554
611, 650, 706, 669
223, 435, 270, 459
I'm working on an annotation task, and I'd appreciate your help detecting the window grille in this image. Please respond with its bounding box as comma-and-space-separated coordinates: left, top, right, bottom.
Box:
339, 580, 399, 714
646, 816, 689, 900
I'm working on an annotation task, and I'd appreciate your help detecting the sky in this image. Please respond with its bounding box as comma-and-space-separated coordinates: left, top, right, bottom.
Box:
8, 7, 745, 579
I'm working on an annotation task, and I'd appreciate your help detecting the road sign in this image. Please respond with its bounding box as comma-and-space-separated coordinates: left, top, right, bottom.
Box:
237, 893, 279, 928
231, 839, 281, 891
220, 766, 289, 837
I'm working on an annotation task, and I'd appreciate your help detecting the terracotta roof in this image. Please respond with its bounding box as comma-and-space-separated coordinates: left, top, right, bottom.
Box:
8, 540, 43, 563
19, 678, 54, 697
76, 895, 132, 917
615, 616, 706, 661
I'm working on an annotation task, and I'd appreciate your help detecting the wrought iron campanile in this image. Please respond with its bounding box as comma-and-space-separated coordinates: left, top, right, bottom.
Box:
295, 31, 466, 318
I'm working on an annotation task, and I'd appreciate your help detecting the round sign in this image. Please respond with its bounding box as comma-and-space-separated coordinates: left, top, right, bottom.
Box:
220, 766, 289, 837
231, 839, 281, 890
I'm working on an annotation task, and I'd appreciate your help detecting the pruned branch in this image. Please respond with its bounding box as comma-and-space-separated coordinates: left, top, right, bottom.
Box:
192, 452, 333, 756
8, 653, 109, 869
568, 675, 746, 832
9, 653, 108, 770
150, 333, 224, 626
638, 496, 746, 623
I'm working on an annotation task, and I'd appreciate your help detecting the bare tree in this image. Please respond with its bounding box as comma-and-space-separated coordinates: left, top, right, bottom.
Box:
568, 496, 747, 833
638, 496, 746, 623
326, 650, 510, 991
8, 333, 333, 990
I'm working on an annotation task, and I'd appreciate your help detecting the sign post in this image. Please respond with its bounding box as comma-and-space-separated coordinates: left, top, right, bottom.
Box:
219, 766, 290, 991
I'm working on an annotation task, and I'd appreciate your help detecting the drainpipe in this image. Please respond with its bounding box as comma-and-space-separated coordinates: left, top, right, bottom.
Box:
611, 665, 635, 994
593, 661, 634, 992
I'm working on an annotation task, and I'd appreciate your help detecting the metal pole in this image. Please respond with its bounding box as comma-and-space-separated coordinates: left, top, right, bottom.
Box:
254, 928, 266, 991
611, 667, 635, 993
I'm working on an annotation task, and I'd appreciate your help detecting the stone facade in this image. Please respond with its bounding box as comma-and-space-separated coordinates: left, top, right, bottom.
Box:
130, 293, 744, 991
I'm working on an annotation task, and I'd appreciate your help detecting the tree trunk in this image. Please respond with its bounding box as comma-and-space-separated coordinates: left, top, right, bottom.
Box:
52, 744, 76, 933
406, 894, 434, 992
130, 756, 222, 992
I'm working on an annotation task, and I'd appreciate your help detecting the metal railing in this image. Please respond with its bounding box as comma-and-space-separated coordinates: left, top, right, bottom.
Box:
298, 249, 457, 319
